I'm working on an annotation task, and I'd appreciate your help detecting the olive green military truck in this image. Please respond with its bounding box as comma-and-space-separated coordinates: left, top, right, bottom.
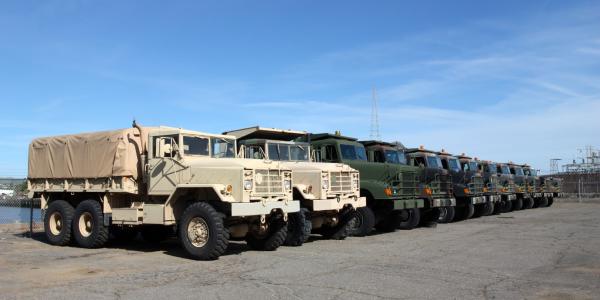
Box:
495, 162, 518, 213
404, 147, 457, 223
478, 160, 515, 214
507, 162, 529, 210
27, 123, 299, 260
299, 133, 423, 235
458, 155, 497, 217
437, 151, 486, 222
522, 164, 542, 209
223, 126, 366, 246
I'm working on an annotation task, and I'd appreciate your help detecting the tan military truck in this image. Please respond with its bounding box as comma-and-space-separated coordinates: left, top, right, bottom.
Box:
27, 123, 299, 260
223, 126, 366, 246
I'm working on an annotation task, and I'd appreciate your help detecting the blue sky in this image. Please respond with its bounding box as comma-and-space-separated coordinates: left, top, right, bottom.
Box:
1, 0, 599, 177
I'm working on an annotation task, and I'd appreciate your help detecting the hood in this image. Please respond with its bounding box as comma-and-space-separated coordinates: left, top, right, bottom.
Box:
181, 156, 290, 171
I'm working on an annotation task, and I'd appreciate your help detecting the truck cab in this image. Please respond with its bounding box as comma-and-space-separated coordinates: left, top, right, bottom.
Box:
437, 151, 487, 222
496, 162, 518, 212
405, 147, 457, 212
459, 155, 498, 216
507, 162, 529, 210
223, 126, 366, 245
300, 133, 427, 233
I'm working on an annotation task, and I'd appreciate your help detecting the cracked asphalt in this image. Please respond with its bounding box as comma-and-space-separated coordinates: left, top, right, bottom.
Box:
1, 201, 599, 300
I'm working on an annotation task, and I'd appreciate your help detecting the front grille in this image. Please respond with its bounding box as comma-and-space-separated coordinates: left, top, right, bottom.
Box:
431, 173, 452, 196
398, 170, 419, 198
254, 169, 283, 194
488, 176, 500, 193
468, 176, 484, 195
330, 171, 352, 193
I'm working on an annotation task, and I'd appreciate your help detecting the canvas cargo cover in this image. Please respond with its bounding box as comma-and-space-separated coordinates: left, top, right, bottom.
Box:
28, 128, 149, 179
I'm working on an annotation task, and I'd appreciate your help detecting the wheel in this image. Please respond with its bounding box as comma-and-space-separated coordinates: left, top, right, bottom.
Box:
374, 211, 401, 233
141, 225, 174, 243
246, 217, 287, 251
178, 202, 229, 260
72, 200, 109, 248
513, 198, 523, 211
547, 197, 554, 207
419, 208, 439, 228
538, 197, 549, 207
492, 201, 502, 215
522, 198, 534, 209
348, 207, 375, 236
321, 209, 355, 239
110, 226, 138, 241
437, 206, 455, 223
398, 208, 421, 230
284, 208, 312, 246
44, 200, 75, 246
501, 200, 512, 213
455, 203, 474, 222
472, 203, 486, 218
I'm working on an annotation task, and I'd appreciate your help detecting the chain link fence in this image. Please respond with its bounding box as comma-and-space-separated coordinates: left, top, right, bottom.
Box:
0, 196, 42, 235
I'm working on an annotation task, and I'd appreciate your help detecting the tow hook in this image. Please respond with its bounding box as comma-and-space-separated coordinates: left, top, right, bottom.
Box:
283, 213, 288, 222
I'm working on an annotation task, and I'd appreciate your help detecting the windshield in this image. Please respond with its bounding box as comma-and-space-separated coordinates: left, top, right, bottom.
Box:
530, 169, 537, 176
426, 156, 442, 168
514, 167, 524, 176
211, 137, 235, 158
267, 143, 309, 161
501, 165, 511, 175
183, 136, 209, 156
448, 158, 461, 172
384, 150, 407, 164
469, 161, 478, 171
290, 144, 309, 161
487, 164, 497, 174
340, 144, 367, 161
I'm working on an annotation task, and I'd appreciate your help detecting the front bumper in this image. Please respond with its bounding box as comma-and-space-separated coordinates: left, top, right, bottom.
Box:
311, 196, 367, 211
230, 200, 300, 217
543, 193, 553, 198
470, 196, 486, 204
486, 194, 501, 203
502, 194, 517, 201
431, 198, 456, 207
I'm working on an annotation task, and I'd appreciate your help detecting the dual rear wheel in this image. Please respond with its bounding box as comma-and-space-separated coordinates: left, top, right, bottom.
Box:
44, 199, 108, 248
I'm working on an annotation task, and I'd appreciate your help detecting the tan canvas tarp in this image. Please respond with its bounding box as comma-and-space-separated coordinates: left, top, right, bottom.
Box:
28, 128, 148, 179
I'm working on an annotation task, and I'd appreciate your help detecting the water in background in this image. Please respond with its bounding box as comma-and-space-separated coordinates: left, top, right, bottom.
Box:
0, 207, 41, 224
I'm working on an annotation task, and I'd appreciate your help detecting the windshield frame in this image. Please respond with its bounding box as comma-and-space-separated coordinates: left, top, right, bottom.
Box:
210, 137, 236, 158
340, 144, 367, 161
426, 155, 442, 169
448, 158, 461, 172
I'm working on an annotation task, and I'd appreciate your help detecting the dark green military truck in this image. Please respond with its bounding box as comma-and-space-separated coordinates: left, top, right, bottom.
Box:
478, 160, 515, 214
507, 162, 528, 211
495, 162, 518, 212
404, 147, 457, 223
521, 164, 541, 209
436, 151, 486, 222
459, 155, 496, 217
300, 133, 424, 234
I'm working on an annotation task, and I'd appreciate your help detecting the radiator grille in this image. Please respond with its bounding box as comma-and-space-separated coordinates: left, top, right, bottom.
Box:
330, 171, 353, 193
254, 169, 283, 194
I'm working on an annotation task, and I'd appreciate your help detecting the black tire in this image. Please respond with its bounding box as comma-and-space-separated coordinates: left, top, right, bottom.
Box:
398, 208, 421, 230
522, 198, 534, 209
492, 201, 502, 215
374, 211, 401, 233
348, 207, 375, 236
141, 225, 174, 243
455, 203, 474, 222
420, 208, 440, 227
285, 208, 312, 246
501, 200, 513, 213
438, 206, 455, 223
72, 200, 109, 248
483, 201, 494, 216
246, 217, 287, 251
178, 202, 229, 260
539, 197, 549, 207
110, 226, 138, 241
513, 198, 523, 211
472, 203, 485, 218
321, 209, 355, 239
547, 197, 554, 207
44, 200, 75, 246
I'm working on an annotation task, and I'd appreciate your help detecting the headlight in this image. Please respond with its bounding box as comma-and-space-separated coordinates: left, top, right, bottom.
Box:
284, 180, 292, 191
322, 179, 329, 190
243, 179, 253, 190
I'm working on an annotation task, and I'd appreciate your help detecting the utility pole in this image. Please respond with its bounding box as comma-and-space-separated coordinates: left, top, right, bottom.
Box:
370, 87, 381, 140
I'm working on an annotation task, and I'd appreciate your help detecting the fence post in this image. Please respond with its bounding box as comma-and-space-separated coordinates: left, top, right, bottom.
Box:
29, 198, 33, 238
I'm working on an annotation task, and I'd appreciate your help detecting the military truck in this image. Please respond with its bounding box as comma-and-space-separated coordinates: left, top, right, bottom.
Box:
458, 155, 497, 217
222, 126, 366, 245
403, 147, 457, 223
507, 162, 529, 211
298, 133, 424, 234
437, 151, 486, 222
359, 140, 439, 228
495, 162, 518, 212
478, 160, 515, 214
27, 123, 299, 260
522, 164, 542, 209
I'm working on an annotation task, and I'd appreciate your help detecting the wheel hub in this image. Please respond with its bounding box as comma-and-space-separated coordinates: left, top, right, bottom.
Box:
49, 212, 63, 235
78, 212, 93, 237
188, 217, 209, 248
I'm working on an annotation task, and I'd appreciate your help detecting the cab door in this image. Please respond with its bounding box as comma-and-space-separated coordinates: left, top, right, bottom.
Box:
147, 134, 184, 195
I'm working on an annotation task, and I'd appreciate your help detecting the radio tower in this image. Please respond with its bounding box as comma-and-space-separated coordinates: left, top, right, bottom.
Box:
370, 87, 381, 140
